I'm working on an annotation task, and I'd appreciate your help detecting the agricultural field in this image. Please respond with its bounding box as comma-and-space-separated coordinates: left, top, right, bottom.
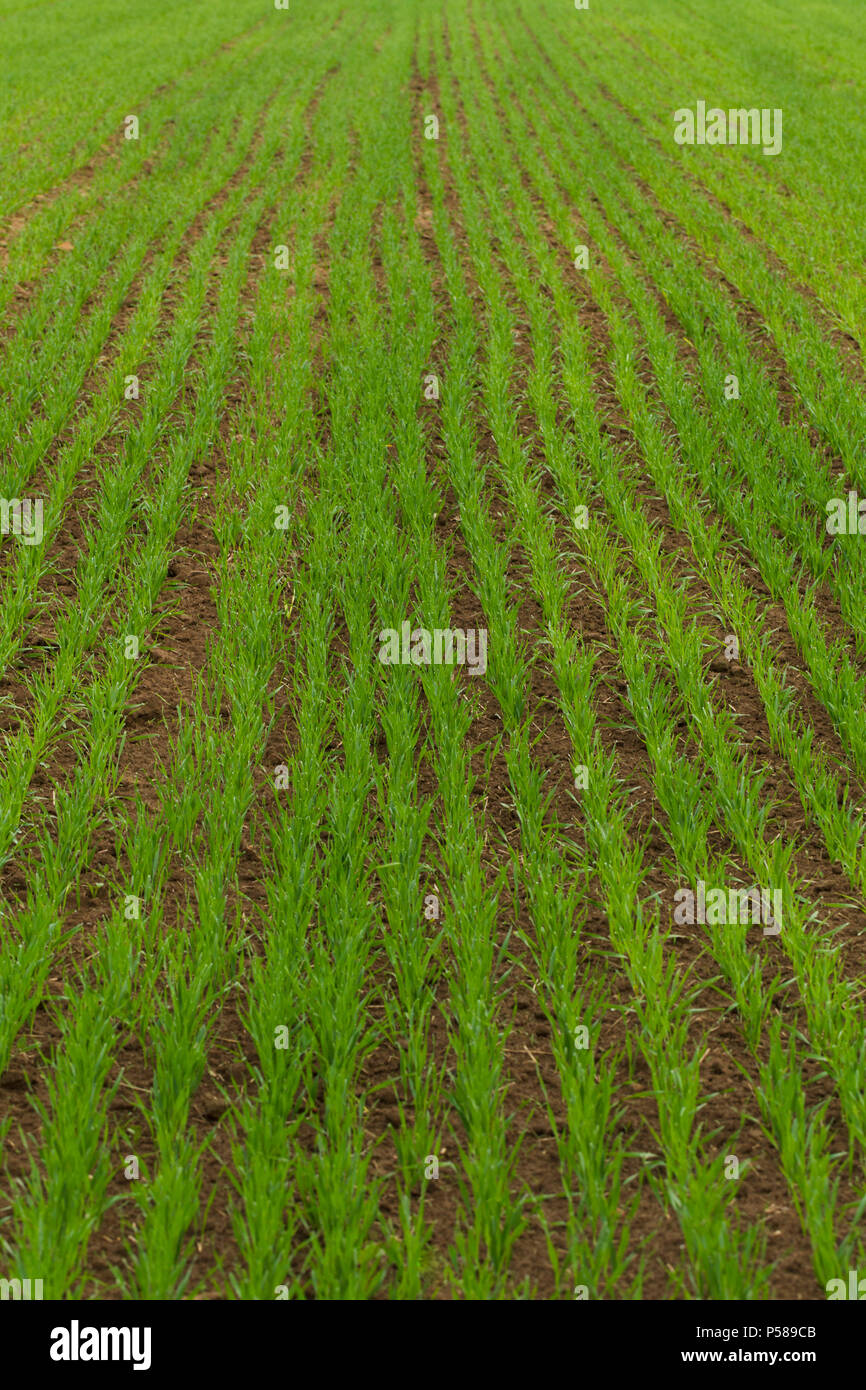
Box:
1, 0, 866, 1307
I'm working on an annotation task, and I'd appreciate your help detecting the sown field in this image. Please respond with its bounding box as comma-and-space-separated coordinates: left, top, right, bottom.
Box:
1, 0, 866, 1302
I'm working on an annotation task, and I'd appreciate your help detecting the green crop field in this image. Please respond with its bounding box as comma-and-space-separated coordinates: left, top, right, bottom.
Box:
1, 0, 866, 1308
